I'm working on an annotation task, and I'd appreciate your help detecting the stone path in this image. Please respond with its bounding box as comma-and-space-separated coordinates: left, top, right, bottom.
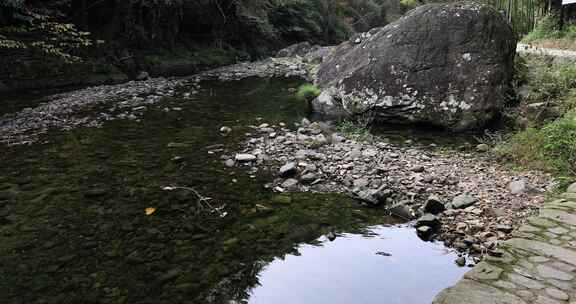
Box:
517, 43, 576, 62
434, 183, 576, 304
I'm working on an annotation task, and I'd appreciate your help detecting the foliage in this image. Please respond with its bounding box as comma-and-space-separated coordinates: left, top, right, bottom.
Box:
497, 110, 576, 177
0, 1, 99, 62
295, 84, 320, 101
523, 15, 562, 42
143, 47, 250, 67
520, 57, 576, 103
336, 120, 374, 142
269, 0, 352, 44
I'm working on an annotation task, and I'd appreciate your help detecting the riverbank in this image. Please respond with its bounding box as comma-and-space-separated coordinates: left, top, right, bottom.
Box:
221, 118, 553, 262
434, 185, 576, 303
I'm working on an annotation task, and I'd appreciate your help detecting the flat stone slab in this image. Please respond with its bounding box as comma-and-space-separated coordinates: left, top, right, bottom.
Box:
433, 192, 576, 303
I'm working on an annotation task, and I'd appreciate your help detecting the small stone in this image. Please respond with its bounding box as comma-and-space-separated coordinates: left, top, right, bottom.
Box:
279, 162, 298, 177
417, 226, 433, 238
136, 71, 150, 80
496, 224, 513, 234
509, 180, 528, 194
476, 144, 490, 152
536, 264, 574, 281
281, 178, 299, 190
353, 178, 370, 189
301, 173, 317, 184
567, 182, 576, 193
235, 154, 256, 162
331, 133, 346, 143
224, 159, 235, 167
545, 288, 569, 301
455, 257, 466, 267
411, 165, 425, 173
423, 195, 445, 215
219, 126, 232, 134
450, 194, 477, 209
326, 232, 336, 241
415, 214, 440, 228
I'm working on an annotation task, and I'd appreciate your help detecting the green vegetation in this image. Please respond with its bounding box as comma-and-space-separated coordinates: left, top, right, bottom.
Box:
295, 84, 321, 101
522, 15, 576, 49
518, 56, 576, 104
498, 56, 576, 184
143, 47, 250, 68
0, 1, 99, 63
336, 120, 374, 142
497, 111, 576, 178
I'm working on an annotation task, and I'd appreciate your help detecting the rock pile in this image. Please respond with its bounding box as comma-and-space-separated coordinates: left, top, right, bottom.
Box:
223, 118, 552, 258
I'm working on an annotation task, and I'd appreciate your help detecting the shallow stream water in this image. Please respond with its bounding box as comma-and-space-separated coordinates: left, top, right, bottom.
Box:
0, 78, 468, 303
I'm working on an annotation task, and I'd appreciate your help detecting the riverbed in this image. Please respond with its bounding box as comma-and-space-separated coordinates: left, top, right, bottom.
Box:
0, 77, 474, 303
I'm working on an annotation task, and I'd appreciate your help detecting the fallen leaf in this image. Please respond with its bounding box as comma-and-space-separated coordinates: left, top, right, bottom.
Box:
145, 207, 156, 216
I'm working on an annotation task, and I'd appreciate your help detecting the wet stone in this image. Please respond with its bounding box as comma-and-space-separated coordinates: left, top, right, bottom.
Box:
536, 264, 574, 281
507, 273, 545, 289
529, 256, 550, 263
545, 288, 570, 301
549, 227, 570, 235
528, 217, 558, 228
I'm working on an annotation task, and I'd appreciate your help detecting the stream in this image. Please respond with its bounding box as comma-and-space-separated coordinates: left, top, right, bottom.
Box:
0, 77, 469, 303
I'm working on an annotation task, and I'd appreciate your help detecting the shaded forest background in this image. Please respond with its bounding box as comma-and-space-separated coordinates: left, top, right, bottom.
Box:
0, 0, 421, 92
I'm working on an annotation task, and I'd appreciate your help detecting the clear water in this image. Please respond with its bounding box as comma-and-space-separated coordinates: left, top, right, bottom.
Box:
248, 226, 467, 304
0, 77, 467, 304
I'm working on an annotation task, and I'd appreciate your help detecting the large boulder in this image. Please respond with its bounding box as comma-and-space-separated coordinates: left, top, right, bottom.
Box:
313, 2, 516, 131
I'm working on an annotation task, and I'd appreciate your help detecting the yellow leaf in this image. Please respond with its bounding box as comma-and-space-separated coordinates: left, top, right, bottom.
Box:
145, 208, 156, 216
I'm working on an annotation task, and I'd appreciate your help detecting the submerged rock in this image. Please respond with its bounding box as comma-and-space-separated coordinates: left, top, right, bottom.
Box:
313, 2, 516, 131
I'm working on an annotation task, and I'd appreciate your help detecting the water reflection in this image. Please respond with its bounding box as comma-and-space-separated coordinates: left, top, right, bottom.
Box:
247, 226, 467, 304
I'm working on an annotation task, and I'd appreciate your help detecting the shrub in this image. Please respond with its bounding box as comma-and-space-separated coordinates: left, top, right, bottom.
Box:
296, 84, 320, 101
336, 120, 373, 141
497, 110, 576, 177
523, 15, 562, 42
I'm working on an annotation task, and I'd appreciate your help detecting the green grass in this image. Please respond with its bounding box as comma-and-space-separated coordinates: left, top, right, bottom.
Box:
497, 110, 576, 179
518, 56, 576, 104
295, 84, 320, 101
336, 120, 374, 142
522, 14, 576, 48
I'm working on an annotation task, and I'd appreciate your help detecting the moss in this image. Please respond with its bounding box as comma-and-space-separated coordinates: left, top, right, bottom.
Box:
295, 84, 320, 101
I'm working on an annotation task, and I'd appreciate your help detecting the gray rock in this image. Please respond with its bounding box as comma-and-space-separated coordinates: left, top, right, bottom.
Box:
353, 186, 392, 206
389, 203, 415, 220
353, 178, 370, 189
451, 194, 477, 209
509, 180, 528, 194
301, 173, 317, 184
424, 195, 446, 215
417, 225, 433, 239
314, 2, 516, 131
235, 154, 257, 162
496, 224, 513, 234
224, 159, 235, 167
331, 133, 346, 143
279, 162, 298, 177
136, 71, 150, 81
411, 165, 425, 173
281, 178, 299, 190
567, 182, 576, 193
415, 214, 440, 228
476, 144, 490, 153
219, 126, 232, 134
455, 257, 466, 267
